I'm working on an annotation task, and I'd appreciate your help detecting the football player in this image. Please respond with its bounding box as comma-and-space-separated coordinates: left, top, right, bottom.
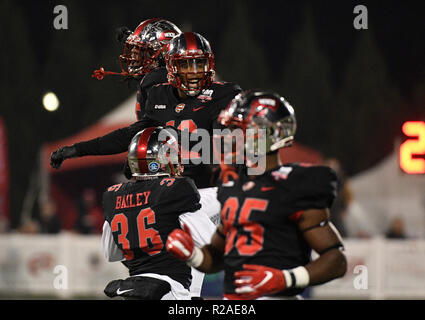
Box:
165, 90, 347, 300
92, 18, 182, 120
101, 127, 216, 299
50, 32, 242, 190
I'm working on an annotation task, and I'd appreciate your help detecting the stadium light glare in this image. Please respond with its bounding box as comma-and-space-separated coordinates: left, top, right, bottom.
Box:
42, 92, 59, 112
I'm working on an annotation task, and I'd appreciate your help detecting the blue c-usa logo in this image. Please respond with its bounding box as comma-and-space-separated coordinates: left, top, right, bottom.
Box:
148, 162, 159, 172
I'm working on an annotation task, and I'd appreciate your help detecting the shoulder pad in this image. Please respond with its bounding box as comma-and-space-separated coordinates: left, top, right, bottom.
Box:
153, 177, 201, 213
106, 183, 124, 193
210, 82, 242, 99
140, 67, 168, 89
272, 164, 338, 209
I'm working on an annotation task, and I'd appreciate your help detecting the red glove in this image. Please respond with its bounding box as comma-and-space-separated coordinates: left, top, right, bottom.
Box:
166, 224, 195, 262
233, 264, 287, 299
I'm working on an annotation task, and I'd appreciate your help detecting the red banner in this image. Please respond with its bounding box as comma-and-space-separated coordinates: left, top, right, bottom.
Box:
0, 117, 9, 226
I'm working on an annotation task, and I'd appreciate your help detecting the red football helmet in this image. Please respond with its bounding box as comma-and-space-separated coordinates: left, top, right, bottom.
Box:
214, 90, 296, 167
127, 127, 183, 180
120, 18, 182, 77
165, 32, 215, 96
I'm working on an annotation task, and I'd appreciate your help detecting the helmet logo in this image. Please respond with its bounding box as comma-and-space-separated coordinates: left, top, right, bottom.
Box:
148, 162, 160, 172
257, 98, 278, 111
162, 31, 177, 39
175, 103, 185, 113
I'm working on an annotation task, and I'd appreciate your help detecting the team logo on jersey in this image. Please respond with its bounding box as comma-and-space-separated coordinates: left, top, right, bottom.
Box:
197, 89, 214, 102
148, 162, 160, 172
242, 181, 255, 191
271, 167, 293, 180
175, 103, 185, 113
193, 106, 205, 112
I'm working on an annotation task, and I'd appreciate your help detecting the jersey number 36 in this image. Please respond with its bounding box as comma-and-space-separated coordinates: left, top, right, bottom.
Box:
111, 207, 163, 260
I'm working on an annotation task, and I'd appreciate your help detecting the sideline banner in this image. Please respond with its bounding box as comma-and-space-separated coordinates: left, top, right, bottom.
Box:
2, 235, 425, 299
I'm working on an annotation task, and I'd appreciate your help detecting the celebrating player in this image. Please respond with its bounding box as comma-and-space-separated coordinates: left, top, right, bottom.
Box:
101, 127, 216, 299
166, 90, 347, 300
50, 31, 242, 189
93, 18, 182, 120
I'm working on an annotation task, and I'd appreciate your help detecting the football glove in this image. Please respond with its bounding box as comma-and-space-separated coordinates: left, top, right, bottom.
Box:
50, 145, 77, 169
233, 264, 287, 299
166, 224, 203, 267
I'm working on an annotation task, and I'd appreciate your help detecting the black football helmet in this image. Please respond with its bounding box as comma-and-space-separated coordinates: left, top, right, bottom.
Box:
165, 32, 215, 96
120, 18, 182, 77
127, 127, 183, 180
217, 90, 296, 160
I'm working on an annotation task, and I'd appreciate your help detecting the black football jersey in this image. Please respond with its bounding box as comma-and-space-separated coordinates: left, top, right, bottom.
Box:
217, 163, 338, 296
144, 81, 241, 132
74, 80, 241, 189
142, 81, 242, 188
135, 67, 168, 120
102, 176, 201, 289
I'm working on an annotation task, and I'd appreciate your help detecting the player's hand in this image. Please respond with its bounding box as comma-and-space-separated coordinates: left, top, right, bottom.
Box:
233, 264, 287, 299
50, 145, 77, 169
166, 224, 194, 261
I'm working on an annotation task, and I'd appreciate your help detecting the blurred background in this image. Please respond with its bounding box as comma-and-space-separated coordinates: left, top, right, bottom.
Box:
0, 0, 424, 299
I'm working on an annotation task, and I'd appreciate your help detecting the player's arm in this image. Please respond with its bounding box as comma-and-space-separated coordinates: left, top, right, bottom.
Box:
297, 208, 347, 285
233, 208, 347, 299
101, 221, 125, 262
198, 224, 226, 273
166, 223, 226, 274
50, 117, 157, 169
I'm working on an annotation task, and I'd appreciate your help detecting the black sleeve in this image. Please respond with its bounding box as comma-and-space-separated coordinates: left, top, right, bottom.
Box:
286, 165, 338, 212
211, 83, 242, 129
74, 119, 152, 156
137, 68, 168, 120
152, 177, 201, 215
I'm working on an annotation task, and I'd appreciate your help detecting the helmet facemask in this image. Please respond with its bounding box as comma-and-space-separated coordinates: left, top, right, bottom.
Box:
167, 55, 214, 96
119, 19, 181, 77
120, 35, 163, 77
165, 32, 215, 97
216, 91, 297, 168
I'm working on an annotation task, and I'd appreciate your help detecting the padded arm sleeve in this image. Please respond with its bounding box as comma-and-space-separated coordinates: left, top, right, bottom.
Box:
101, 221, 125, 262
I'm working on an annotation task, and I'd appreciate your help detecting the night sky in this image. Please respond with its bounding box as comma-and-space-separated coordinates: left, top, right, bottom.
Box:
1, 0, 424, 228
18, 0, 424, 97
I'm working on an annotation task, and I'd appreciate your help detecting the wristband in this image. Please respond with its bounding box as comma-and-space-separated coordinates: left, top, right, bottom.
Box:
282, 266, 310, 288
187, 246, 204, 268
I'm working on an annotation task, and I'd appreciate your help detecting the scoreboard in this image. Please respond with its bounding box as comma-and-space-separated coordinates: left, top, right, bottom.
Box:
399, 121, 425, 174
